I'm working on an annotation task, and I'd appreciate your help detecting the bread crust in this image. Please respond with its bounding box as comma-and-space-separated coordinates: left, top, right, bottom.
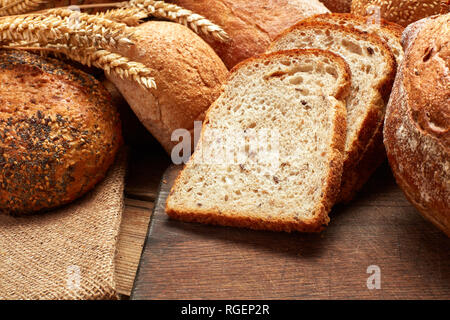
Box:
108, 21, 228, 154
383, 14, 450, 236
169, 0, 329, 69
351, 0, 442, 27
269, 21, 396, 202
319, 0, 352, 13
0, 50, 122, 215
166, 49, 351, 232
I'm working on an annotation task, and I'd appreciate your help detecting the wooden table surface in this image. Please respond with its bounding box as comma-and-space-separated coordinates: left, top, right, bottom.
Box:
131, 162, 450, 300
114, 144, 170, 297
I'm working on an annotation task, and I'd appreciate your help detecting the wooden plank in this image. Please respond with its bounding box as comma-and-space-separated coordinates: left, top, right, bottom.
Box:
115, 198, 154, 296
115, 147, 169, 297
132, 162, 450, 299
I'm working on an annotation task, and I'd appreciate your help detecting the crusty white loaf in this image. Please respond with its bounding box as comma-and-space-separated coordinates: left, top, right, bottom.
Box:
108, 21, 228, 154
166, 49, 351, 232
169, 0, 330, 69
268, 21, 396, 202
384, 14, 450, 237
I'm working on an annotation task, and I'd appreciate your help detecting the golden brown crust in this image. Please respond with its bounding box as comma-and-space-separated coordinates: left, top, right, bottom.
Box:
351, 0, 442, 27
319, 0, 352, 13
383, 14, 450, 236
166, 49, 351, 233
108, 21, 228, 154
170, 0, 329, 69
269, 21, 396, 203
0, 50, 122, 215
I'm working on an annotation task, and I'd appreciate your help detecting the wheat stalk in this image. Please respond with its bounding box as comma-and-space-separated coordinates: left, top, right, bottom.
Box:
95, 7, 146, 26
126, 0, 229, 42
0, 11, 134, 49
3, 42, 156, 90
0, 0, 48, 17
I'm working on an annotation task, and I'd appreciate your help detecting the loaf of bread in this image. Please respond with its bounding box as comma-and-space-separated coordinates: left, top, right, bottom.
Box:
108, 21, 228, 154
268, 22, 396, 202
166, 49, 351, 232
351, 0, 442, 27
169, 0, 330, 69
319, 0, 352, 13
384, 14, 450, 237
0, 50, 122, 215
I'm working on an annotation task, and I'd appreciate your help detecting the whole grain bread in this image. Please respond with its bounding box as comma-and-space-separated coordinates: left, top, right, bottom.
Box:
0, 50, 122, 215
268, 21, 396, 202
351, 0, 442, 27
166, 49, 351, 232
108, 21, 228, 154
169, 0, 329, 69
304, 13, 404, 64
384, 14, 450, 237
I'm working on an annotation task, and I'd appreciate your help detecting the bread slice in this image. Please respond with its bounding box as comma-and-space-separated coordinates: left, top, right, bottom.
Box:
166, 49, 351, 232
268, 22, 396, 202
304, 13, 404, 64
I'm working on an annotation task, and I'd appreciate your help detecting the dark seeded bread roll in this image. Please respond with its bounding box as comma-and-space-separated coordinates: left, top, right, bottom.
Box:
0, 50, 122, 215
384, 14, 449, 236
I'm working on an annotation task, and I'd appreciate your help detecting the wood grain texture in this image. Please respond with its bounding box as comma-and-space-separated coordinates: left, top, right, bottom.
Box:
115, 199, 154, 296
132, 162, 450, 299
115, 148, 169, 297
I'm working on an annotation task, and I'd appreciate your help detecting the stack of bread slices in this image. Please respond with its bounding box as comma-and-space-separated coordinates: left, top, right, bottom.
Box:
166, 13, 403, 233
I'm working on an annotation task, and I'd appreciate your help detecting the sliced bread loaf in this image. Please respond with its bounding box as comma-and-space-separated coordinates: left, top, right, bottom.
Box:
268, 22, 396, 202
166, 49, 351, 232
304, 13, 404, 64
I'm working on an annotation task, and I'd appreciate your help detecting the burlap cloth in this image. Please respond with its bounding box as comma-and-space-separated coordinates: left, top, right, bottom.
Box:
0, 152, 126, 300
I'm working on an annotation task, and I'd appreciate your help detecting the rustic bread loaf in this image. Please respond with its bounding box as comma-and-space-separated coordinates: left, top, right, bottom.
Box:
268, 22, 396, 202
108, 21, 228, 154
384, 14, 450, 237
166, 49, 351, 232
319, 0, 352, 13
0, 50, 122, 215
304, 13, 404, 64
351, 0, 442, 27
169, 0, 329, 69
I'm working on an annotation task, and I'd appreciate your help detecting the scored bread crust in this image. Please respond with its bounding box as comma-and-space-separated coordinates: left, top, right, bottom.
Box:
170, 0, 330, 69
268, 21, 396, 203
384, 14, 450, 236
166, 49, 351, 232
0, 50, 122, 215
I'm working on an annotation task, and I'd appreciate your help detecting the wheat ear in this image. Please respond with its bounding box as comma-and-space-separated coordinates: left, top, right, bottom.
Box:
127, 0, 229, 42
0, 0, 48, 17
95, 7, 146, 26
0, 12, 134, 49
3, 42, 156, 90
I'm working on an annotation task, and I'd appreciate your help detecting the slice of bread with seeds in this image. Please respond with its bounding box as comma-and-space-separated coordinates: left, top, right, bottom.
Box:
268, 22, 396, 202
166, 49, 351, 233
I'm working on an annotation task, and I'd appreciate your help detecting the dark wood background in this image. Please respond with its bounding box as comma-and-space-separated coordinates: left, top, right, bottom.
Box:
131, 162, 450, 299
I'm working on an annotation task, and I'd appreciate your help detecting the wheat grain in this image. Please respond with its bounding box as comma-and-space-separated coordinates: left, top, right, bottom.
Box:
46, 8, 135, 46
0, 0, 48, 17
2, 42, 156, 90
0, 12, 134, 49
95, 7, 146, 26
127, 0, 229, 42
